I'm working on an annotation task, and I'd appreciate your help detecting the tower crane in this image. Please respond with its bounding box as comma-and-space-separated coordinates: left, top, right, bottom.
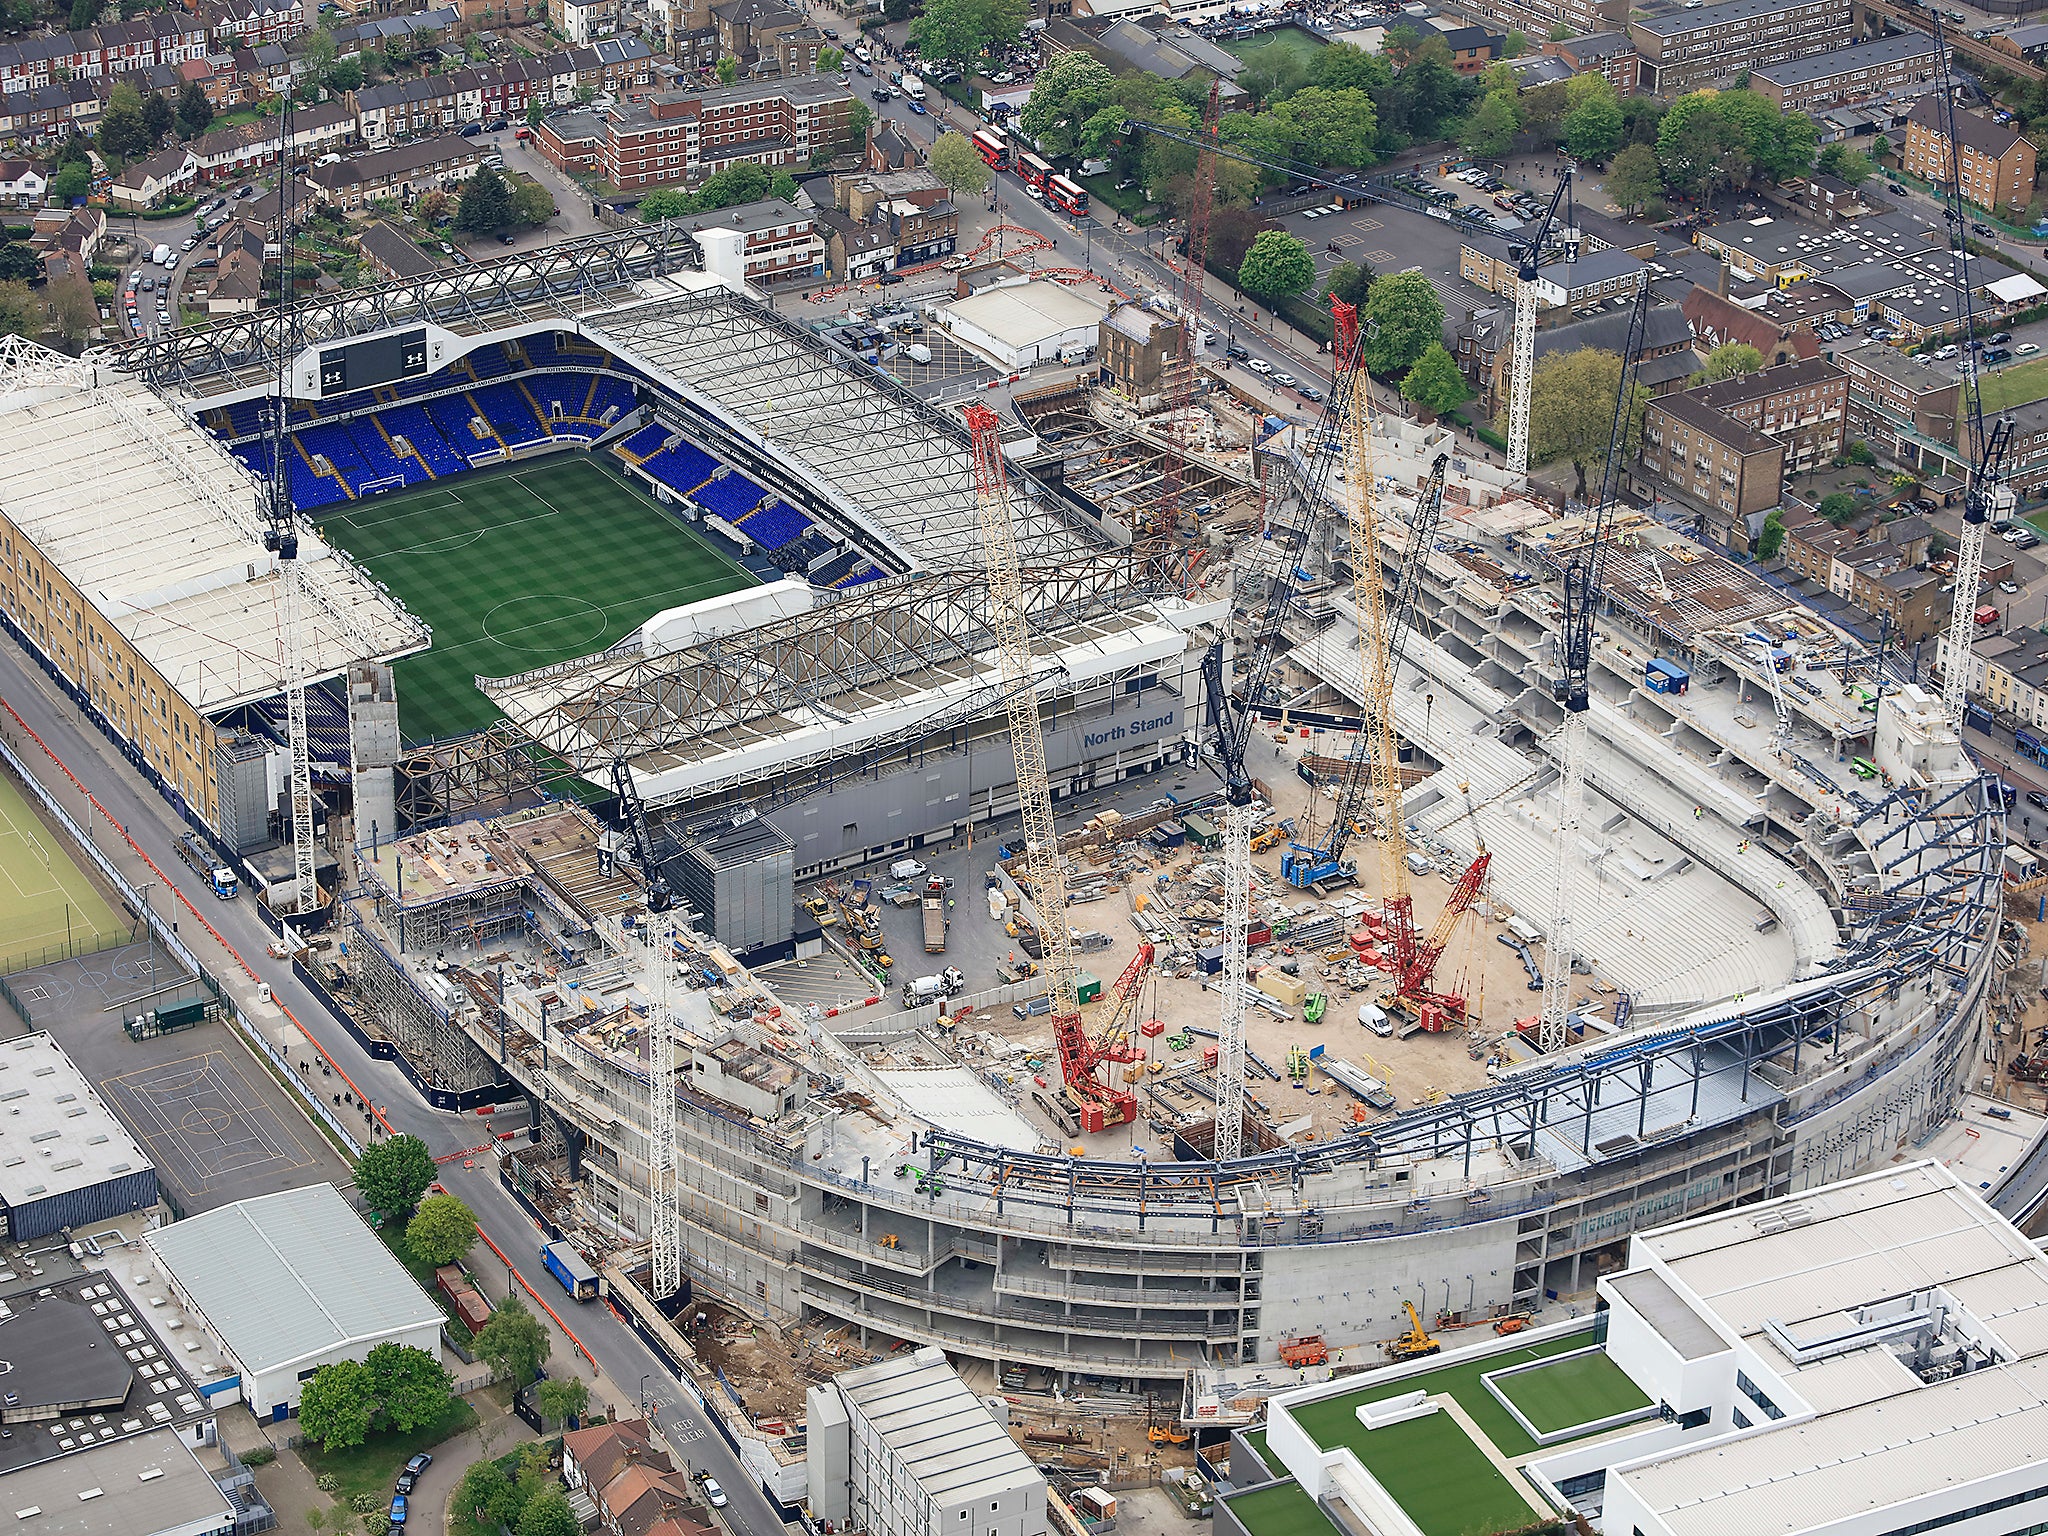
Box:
1929, 11, 2018, 731
1200, 297, 1370, 1161
1506, 173, 1578, 482
610, 759, 675, 913
965, 404, 1136, 1133
1156, 81, 1224, 543
1536, 272, 1651, 1055
260, 85, 316, 919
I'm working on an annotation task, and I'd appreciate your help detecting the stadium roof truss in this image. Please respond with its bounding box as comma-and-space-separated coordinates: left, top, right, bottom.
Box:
582, 287, 1107, 571
108, 223, 705, 396
482, 559, 1171, 786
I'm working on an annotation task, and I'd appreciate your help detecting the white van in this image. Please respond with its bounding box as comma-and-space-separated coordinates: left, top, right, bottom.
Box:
151, 242, 172, 265
889, 858, 929, 881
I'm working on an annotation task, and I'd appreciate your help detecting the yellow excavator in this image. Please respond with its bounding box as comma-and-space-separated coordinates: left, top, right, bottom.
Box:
1387, 1301, 1441, 1362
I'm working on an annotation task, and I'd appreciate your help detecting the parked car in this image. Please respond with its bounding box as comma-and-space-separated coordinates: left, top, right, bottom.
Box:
1299, 383, 1325, 402
1889, 183, 1908, 196
1272, 370, 1298, 386
1245, 358, 1275, 375
702, 1479, 729, 1509
2001, 580, 2023, 595
2028, 790, 2048, 810
1224, 341, 1250, 361
389, 1496, 408, 1527
404, 1455, 433, 1478
1985, 347, 2014, 365
2023, 343, 2043, 355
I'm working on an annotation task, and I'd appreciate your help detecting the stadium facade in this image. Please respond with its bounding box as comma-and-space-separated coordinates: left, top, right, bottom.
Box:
0, 231, 2010, 1390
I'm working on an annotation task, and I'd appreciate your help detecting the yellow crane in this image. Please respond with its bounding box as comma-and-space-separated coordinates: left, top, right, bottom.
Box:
1387, 1301, 1441, 1362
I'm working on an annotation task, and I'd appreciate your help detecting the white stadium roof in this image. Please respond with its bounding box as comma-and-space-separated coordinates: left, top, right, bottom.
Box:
0, 349, 426, 714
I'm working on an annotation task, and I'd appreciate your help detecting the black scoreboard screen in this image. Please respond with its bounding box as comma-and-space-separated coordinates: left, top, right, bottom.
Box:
317, 327, 429, 394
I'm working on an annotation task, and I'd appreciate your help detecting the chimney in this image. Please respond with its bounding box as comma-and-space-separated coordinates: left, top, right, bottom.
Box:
1717, 261, 1730, 300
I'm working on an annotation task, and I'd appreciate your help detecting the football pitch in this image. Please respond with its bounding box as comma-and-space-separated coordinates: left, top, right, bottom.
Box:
0, 767, 129, 976
316, 456, 757, 740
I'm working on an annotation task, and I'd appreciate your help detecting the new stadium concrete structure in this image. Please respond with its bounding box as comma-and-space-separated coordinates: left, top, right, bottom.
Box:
0, 229, 2013, 1393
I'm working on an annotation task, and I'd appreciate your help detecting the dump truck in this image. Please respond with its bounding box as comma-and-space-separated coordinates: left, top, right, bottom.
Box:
922, 879, 948, 952
174, 832, 238, 899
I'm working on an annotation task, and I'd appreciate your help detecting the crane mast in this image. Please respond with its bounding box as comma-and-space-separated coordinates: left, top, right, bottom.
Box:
966, 406, 1132, 1132
1157, 82, 1223, 546
1537, 274, 1650, 1054
1506, 173, 1576, 482
1928, 11, 2016, 730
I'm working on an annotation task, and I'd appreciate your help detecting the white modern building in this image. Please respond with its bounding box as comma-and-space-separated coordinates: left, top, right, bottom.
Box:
0, 1032, 156, 1241
1226, 1159, 2048, 1536
806, 1347, 1049, 1536
145, 1183, 444, 1421
934, 281, 1108, 370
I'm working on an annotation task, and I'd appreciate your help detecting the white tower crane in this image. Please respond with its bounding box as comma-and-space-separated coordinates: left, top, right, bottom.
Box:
1506, 173, 1576, 483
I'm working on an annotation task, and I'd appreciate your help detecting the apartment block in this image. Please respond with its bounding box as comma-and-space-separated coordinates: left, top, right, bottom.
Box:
672, 198, 822, 286
1939, 629, 2048, 729
1543, 31, 1639, 93
1749, 33, 1943, 113
1441, 0, 1626, 47
1903, 95, 2036, 215
1634, 392, 1785, 523
1626, 0, 1851, 96
1838, 344, 1960, 472
1687, 357, 1847, 474
540, 77, 852, 191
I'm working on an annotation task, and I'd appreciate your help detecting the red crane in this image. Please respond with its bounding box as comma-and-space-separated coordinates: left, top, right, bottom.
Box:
1050, 942, 1151, 1130
1393, 853, 1491, 1028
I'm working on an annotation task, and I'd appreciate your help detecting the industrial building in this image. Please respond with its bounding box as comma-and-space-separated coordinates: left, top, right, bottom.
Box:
146, 1183, 444, 1419
0, 1033, 155, 1241
932, 282, 1109, 372
806, 1347, 1049, 1536
2, 1430, 234, 1536
1222, 1160, 2048, 1536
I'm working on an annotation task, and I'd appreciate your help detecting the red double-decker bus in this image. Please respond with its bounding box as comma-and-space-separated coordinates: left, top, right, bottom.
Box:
972, 128, 1010, 169
1047, 174, 1090, 216
1015, 151, 1055, 191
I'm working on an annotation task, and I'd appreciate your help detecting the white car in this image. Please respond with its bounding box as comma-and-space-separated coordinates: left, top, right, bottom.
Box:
702, 1479, 729, 1509
2022, 342, 2042, 356
1273, 371, 1298, 386
1245, 358, 1274, 375
2000, 580, 2023, 595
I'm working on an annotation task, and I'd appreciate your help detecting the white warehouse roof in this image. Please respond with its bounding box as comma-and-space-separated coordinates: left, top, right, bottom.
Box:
0, 1033, 151, 1212
835, 1346, 1045, 1508
146, 1182, 442, 1379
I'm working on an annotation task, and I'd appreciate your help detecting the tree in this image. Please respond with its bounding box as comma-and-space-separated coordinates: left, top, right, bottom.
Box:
455, 166, 515, 233
1844, 440, 1876, 467
1562, 92, 1623, 161
48, 275, 95, 349
769, 171, 799, 202
175, 79, 212, 138
140, 90, 173, 149
365, 1342, 453, 1434
1547, 21, 1573, 39
302, 24, 337, 81
299, 1359, 377, 1452
48, 162, 89, 204
475, 1293, 551, 1386
1270, 86, 1378, 168
639, 188, 696, 220
1237, 231, 1314, 302
1393, 43, 1473, 141
819, 44, 842, 72
511, 177, 554, 225
715, 56, 738, 83
1236, 36, 1309, 107
1504, 28, 1527, 56
1322, 257, 1373, 308
0, 281, 35, 341
0, 243, 38, 282
1400, 342, 1468, 417
698, 162, 770, 209
908, 0, 1025, 66
327, 56, 363, 92
1460, 89, 1519, 157
454, 1460, 528, 1531
928, 130, 992, 198
405, 1194, 477, 1266
1712, 89, 1816, 183
516, 1490, 580, 1536
1020, 52, 1115, 160
68, 0, 96, 28
1529, 347, 1646, 499
1208, 205, 1273, 275
415, 189, 452, 225
1360, 270, 1444, 377
1606, 143, 1665, 214
352, 1133, 436, 1218
1815, 141, 1873, 184
1698, 341, 1763, 381
1309, 42, 1391, 96
534, 1376, 590, 1425
526, 98, 548, 126
97, 83, 150, 162
1817, 491, 1859, 525
1756, 507, 1787, 560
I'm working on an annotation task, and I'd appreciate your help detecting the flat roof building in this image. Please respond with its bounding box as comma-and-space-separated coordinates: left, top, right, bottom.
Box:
934, 281, 1108, 371
0, 1033, 155, 1241
1627, 0, 1851, 95
1, 1428, 233, 1536
146, 1183, 444, 1420
1224, 1161, 2048, 1536
1749, 32, 1944, 113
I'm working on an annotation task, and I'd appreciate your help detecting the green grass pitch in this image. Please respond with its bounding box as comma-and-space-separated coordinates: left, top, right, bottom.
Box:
0, 768, 128, 974
1493, 1351, 1651, 1436
315, 456, 758, 741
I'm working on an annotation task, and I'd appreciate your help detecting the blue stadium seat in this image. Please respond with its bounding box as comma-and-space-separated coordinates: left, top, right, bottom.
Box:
809, 550, 863, 587
471, 383, 545, 446
426, 394, 490, 449
586, 377, 635, 423
694, 469, 773, 522
736, 500, 812, 552
346, 419, 427, 491
224, 396, 271, 439
521, 332, 566, 369
615, 423, 672, 464
640, 441, 719, 498
295, 423, 371, 495
837, 567, 884, 590
379, 405, 466, 477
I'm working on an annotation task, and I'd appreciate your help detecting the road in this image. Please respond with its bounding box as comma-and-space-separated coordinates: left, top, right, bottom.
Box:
0, 645, 786, 1534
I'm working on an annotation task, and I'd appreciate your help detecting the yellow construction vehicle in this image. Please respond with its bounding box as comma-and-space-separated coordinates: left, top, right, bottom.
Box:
1387, 1302, 1441, 1362
801, 895, 839, 926
1148, 1425, 1191, 1445
1249, 826, 1286, 854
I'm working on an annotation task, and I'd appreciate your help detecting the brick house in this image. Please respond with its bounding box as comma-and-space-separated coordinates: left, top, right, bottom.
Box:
1837, 345, 1961, 475
306, 135, 483, 211
1632, 392, 1785, 538
1543, 31, 1638, 93
538, 77, 852, 191
1687, 357, 1847, 475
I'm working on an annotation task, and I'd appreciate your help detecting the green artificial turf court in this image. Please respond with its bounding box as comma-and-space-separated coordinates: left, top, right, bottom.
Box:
1492, 1350, 1651, 1436
0, 768, 128, 974
1229, 1482, 1334, 1536
316, 456, 757, 740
